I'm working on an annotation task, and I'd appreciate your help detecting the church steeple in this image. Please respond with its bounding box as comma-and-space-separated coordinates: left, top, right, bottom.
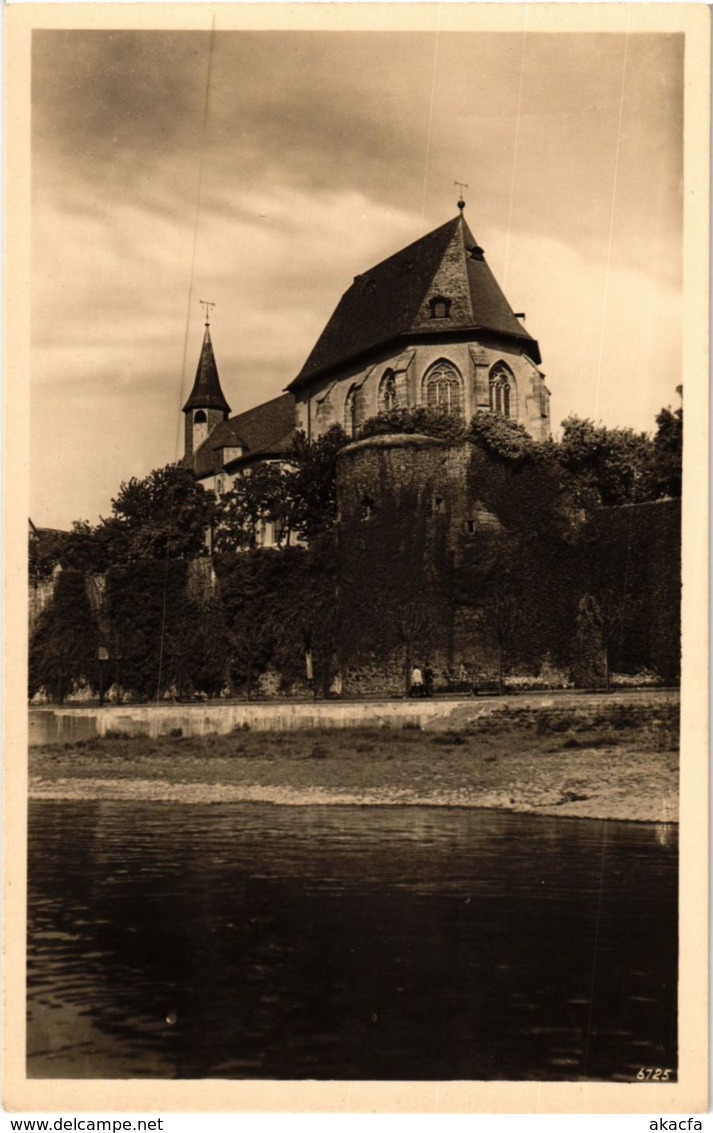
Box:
183, 312, 231, 460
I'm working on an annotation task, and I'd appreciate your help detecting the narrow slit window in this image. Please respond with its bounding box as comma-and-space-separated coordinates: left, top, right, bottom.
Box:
360, 496, 375, 521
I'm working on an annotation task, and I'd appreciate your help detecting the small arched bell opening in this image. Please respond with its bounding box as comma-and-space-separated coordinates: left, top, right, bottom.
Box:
193, 409, 209, 449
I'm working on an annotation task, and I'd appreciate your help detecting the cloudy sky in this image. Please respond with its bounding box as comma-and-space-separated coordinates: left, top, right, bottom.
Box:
31, 24, 684, 528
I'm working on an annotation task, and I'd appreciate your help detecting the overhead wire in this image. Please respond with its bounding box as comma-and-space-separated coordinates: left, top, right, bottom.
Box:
155, 18, 217, 705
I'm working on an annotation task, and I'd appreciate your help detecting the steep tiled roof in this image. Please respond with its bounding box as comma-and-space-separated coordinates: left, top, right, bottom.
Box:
183, 325, 232, 414
192, 392, 296, 478
289, 213, 539, 389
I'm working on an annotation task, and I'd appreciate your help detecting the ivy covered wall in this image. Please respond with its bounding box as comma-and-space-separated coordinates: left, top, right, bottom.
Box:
29, 440, 680, 702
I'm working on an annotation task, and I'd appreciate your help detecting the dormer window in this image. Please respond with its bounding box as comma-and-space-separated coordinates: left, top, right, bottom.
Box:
428, 296, 452, 320
222, 445, 243, 465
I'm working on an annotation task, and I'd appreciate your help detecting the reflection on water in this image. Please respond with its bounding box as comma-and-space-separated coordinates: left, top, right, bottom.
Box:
27, 801, 677, 1081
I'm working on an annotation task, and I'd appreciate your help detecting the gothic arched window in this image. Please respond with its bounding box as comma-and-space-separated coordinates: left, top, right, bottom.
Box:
194, 410, 207, 424
344, 385, 365, 438
423, 361, 463, 417
379, 370, 398, 413
489, 364, 514, 418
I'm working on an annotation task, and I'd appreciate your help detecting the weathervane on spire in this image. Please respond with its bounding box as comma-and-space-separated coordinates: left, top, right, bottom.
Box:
199, 300, 215, 326
454, 181, 468, 211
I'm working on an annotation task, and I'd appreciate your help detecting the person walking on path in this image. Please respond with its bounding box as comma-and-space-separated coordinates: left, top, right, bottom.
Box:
410, 665, 424, 698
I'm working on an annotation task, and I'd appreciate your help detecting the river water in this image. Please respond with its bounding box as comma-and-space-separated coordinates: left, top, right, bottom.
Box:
27, 801, 677, 1081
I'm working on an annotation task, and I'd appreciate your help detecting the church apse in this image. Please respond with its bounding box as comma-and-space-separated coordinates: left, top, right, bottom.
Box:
289, 206, 550, 443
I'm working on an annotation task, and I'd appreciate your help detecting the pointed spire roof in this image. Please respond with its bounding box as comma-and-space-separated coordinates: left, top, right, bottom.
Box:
289, 211, 540, 390
182, 323, 231, 414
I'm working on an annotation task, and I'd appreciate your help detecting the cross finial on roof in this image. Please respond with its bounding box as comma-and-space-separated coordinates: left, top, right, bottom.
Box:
454, 181, 468, 211
200, 299, 215, 326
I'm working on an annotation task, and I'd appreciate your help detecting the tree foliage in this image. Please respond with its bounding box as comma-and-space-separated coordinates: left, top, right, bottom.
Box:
30, 389, 682, 700
29, 571, 101, 701
557, 416, 656, 507
216, 540, 339, 695
32, 465, 215, 577
360, 406, 467, 444
288, 425, 348, 541
467, 411, 539, 463
214, 462, 294, 554
111, 463, 214, 560
650, 386, 683, 498
103, 559, 190, 700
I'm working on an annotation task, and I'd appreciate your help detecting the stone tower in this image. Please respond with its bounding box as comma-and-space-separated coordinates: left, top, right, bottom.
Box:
182, 318, 232, 459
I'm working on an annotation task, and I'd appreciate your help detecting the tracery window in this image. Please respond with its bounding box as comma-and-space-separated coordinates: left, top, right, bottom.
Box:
379, 370, 398, 413
489, 364, 514, 418
424, 361, 463, 417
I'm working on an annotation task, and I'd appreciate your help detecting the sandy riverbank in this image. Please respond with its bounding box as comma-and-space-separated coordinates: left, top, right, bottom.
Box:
30, 701, 679, 823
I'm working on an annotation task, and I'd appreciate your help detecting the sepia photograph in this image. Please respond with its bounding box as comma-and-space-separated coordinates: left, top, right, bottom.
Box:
4, 1, 709, 1116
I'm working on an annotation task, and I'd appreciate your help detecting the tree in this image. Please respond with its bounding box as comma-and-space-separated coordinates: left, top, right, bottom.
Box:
395, 599, 436, 696
29, 571, 101, 702
573, 590, 629, 690
104, 559, 190, 700
557, 416, 655, 508
214, 462, 294, 554
478, 586, 524, 696
29, 527, 69, 582
467, 411, 538, 463
181, 599, 232, 698
650, 386, 683, 498
288, 425, 349, 541
111, 463, 214, 560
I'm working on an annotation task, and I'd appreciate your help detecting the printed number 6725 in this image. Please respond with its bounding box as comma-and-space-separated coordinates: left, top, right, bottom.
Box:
637, 1068, 671, 1081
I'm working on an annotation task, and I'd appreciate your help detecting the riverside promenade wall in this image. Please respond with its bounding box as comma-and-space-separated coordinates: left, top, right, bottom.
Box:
29, 688, 679, 746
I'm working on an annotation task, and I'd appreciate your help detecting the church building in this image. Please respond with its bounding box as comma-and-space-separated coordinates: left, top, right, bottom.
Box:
183, 201, 551, 506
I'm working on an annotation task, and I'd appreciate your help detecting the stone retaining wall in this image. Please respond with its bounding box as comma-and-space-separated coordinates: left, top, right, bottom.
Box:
29, 688, 679, 746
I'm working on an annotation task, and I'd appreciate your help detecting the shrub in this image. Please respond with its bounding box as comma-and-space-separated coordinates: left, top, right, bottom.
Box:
467, 412, 538, 462
360, 406, 466, 444
431, 732, 467, 747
